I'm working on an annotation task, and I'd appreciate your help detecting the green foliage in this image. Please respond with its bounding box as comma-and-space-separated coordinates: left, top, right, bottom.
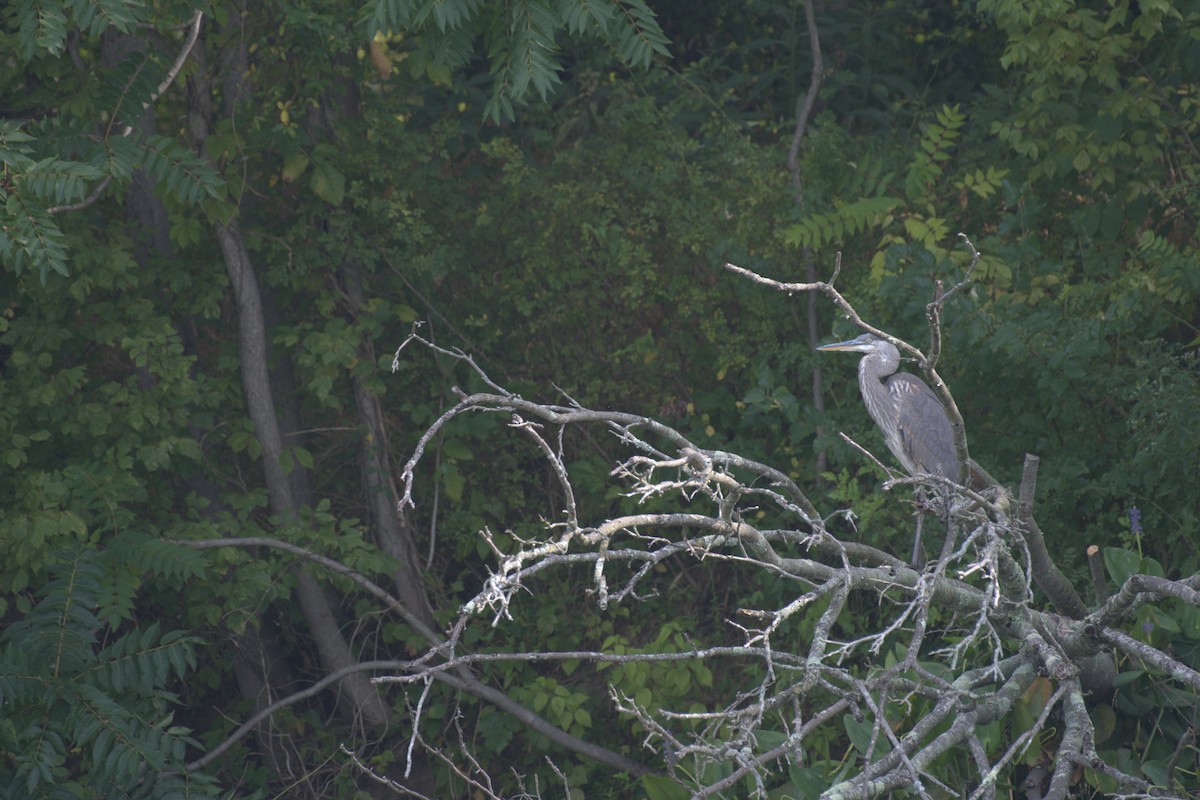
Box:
0, 4, 228, 281
1074, 546, 1200, 795
2, 0, 1199, 795
0, 546, 219, 799
0, 191, 70, 278
781, 195, 903, 251
363, 0, 669, 120
517, 676, 593, 736
138, 136, 226, 205
781, 104, 1002, 275
15, 158, 106, 205
903, 103, 964, 202
978, 0, 1198, 190
596, 622, 714, 713
92, 50, 165, 127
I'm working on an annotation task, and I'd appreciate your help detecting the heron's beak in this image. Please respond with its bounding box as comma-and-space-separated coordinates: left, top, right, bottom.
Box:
816, 338, 864, 352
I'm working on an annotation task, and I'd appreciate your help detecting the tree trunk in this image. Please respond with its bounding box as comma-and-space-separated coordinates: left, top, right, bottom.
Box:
216, 219, 392, 730
185, 28, 391, 737
342, 264, 436, 628
102, 26, 319, 791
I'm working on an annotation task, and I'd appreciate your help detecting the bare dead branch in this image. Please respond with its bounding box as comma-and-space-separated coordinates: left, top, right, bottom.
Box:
1098, 628, 1200, 691
193, 316, 1199, 799
724, 257, 975, 483
1014, 454, 1088, 618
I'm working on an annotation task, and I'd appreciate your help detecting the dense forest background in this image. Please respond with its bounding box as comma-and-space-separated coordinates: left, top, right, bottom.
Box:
2, 0, 1199, 798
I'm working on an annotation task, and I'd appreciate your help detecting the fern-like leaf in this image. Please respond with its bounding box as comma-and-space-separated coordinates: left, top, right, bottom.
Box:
16, 0, 69, 60
92, 623, 198, 694
905, 104, 965, 201
94, 51, 166, 131
0, 121, 37, 169
564, 0, 615, 35
427, 0, 484, 31
0, 547, 218, 799
64, 0, 143, 37
17, 727, 66, 794
781, 195, 904, 250
107, 530, 210, 582
610, 0, 669, 68
96, 134, 143, 181
409, 22, 476, 73
366, 0, 417, 35
2, 192, 70, 280
508, 0, 562, 100
842, 152, 892, 199
139, 135, 225, 204
16, 158, 105, 205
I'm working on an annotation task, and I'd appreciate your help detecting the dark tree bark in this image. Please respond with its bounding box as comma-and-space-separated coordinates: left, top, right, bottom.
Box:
342, 264, 436, 628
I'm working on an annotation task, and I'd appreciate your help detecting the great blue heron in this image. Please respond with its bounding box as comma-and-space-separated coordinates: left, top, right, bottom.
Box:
817, 333, 959, 481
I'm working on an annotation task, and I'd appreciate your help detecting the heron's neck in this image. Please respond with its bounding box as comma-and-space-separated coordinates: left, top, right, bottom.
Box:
857, 353, 896, 384
857, 355, 898, 426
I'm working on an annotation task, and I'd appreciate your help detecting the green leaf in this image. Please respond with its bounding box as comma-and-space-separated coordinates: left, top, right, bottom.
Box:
17, 0, 69, 59
843, 715, 889, 757
1090, 703, 1116, 745
17, 158, 105, 204
1111, 669, 1145, 688
294, 446, 315, 470
642, 774, 689, 800
279, 447, 295, 475
781, 196, 903, 249
310, 158, 346, 205
139, 136, 225, 205
441, 438, 474, 460
786, 766, 826, 800
1103, 547, 1142, 585
441, 463, 465, 502
610, 0, 670, 67
3, 192, 69, 279
282, 151, 310, 182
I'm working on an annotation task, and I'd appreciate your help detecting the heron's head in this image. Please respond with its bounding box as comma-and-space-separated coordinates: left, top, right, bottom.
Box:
815, 333, 890, 355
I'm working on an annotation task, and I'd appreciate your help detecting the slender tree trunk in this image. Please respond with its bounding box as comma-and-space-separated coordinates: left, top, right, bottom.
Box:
216, 220, 392, 730
103, 27, 318, 792
185, 29, 391, 737
789, 0, 828, 479
231, 618, 314, 795
342, 264, 436, 628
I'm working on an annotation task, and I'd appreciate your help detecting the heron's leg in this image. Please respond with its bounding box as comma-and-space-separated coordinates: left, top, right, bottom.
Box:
911, 510, 925, 568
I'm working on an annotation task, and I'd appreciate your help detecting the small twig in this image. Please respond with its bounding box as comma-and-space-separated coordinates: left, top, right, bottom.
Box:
925, 279, 946, 369
939, 233, 983, 304
340, 744, 434, 799
1165, 725, 1195, 790
47, 176, 114, 215
837, 431, 897, 478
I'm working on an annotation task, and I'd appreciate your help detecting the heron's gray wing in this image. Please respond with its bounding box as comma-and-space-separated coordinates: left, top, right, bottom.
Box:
886, 374, 959, 478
